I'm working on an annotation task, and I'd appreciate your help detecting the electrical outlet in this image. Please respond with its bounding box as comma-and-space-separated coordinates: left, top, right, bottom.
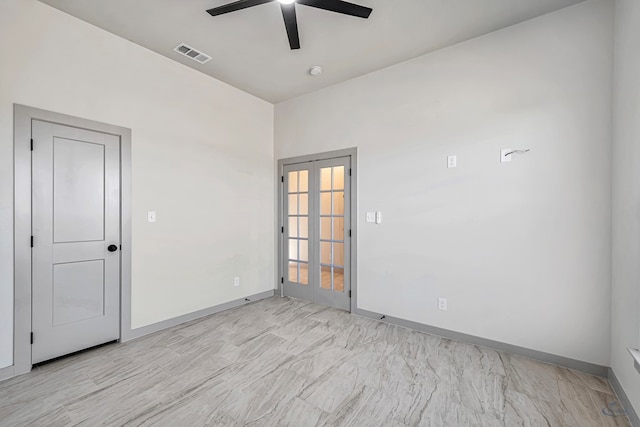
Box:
438, 297, 448, 311
375, 211, 382, 224
234, 277, 240, 287
447, 155, 457, 168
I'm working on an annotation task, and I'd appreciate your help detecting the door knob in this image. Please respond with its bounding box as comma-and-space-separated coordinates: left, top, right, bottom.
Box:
107, 244, 118, 252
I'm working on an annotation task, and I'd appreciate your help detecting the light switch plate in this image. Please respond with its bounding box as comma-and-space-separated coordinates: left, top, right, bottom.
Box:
147, 211, 156, 223
438, 298, 448, 311
447, 155, 457, 168
501, 148, 513, 163
366, 212, 376, 223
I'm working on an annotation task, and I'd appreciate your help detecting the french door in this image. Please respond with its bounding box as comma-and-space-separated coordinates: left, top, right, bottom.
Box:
282, 156, 351, 311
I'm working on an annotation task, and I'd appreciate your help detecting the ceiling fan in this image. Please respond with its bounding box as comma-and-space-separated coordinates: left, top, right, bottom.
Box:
206, 0, 373, 50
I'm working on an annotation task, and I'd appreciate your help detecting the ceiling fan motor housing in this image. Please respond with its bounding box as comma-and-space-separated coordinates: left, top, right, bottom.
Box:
206, 0, 373, 50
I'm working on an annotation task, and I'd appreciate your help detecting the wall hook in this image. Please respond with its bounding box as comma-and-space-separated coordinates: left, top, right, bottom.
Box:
501, 148, 530, 163
503, 149, 530, 157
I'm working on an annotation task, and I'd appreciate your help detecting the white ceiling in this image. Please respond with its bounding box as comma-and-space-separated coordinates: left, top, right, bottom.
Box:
39, 0, 584, 103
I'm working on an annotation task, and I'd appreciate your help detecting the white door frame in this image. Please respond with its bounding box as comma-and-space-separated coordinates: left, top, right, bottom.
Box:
277, 148, 358, 313
10, 104, 132, 378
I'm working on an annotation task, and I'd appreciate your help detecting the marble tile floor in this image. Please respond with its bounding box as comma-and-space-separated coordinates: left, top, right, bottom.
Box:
0, 297, 632, 426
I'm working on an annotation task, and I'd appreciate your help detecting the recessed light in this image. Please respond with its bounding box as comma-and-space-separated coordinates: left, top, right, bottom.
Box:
309, 65, 323, 76
278, 0, 296, 4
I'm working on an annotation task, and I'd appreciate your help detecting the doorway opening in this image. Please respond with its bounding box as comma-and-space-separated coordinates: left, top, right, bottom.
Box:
12, 105, 132, 378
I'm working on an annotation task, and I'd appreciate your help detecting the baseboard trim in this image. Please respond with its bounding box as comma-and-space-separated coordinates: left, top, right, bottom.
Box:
122, 290, 275, 342
354, 308, 608, 377
609, 368, 640, 427
629, 348, 640, 375
0, 365, 15, 382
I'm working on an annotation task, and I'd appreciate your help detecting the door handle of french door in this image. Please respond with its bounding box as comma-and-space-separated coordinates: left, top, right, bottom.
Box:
107, 244, 119, 252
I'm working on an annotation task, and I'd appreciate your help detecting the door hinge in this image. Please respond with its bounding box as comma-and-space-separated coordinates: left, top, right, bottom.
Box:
281, 226, 284, 234
30, 139, 34, 151
30, 236, 34, 247
349, 290, 352, 298
349, 168, 352, 176
30, 332, 33, 344
349, 229, 352, 237
281, 176, 284, 183
281, 277, 284, 284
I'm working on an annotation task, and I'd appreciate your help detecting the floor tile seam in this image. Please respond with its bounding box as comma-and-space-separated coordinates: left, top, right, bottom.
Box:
559, 374, 616, 396
154, 367, 231, 403
68, 368, 165, 407
317, 384, 375, 424
108, 399, 171, 427
280, 367, 320, 388
557, 376, 617, 400
252, 388, 309, 423
437, 400, 508, 425
503, 381, 561, 406
87, 365, 165, 391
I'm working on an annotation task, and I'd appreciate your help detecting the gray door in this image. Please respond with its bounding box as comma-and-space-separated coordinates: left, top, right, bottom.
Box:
31, 120, 121, 364
283, 156, 351, 311
283, 163, 314, 303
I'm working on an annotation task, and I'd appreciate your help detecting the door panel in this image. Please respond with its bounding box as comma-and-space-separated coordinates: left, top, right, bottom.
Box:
32, 120, 120, 364
282, 156, 351, 311
314, 158, 350, 311
53, 260, 105, 326
283, 165, 314, 300
53, 138, 105, 242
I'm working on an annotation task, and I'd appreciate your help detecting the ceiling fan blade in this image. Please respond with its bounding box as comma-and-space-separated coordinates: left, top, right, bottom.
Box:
206, 0, 274, 17
296, 0, 372, 18
280, 3, 301, 50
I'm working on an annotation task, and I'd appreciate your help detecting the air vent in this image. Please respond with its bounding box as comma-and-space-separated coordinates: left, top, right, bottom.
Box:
173, 43, 212, 64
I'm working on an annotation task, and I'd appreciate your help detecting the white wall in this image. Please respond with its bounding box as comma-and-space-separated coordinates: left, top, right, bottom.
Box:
275, 0, 613, 365
0, 0, 274, 369
611, 0, 640, 415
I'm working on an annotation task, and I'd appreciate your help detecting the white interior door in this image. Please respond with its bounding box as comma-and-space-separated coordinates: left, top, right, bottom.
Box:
31, 120, 121, 364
